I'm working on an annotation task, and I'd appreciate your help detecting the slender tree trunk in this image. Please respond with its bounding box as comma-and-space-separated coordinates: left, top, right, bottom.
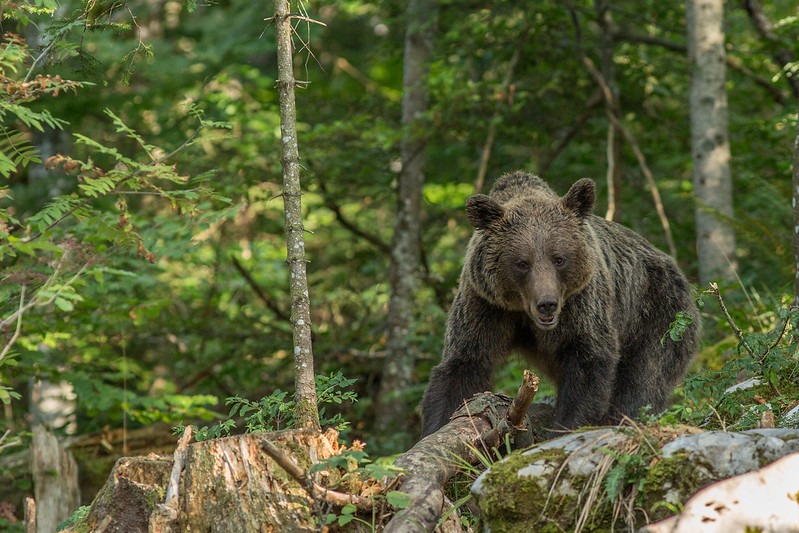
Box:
376, 0, 437, 444
793, 110, 799, 304
687, 0, 737, 285
273, 0, 320, 431
595, 0, 623, 222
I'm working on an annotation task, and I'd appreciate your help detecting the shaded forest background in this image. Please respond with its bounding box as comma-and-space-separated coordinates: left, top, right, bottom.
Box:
1, 0, 799, 510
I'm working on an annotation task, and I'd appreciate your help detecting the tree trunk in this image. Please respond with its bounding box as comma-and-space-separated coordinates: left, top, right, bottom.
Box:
376, 0, 437, 444
30, 425, 79, 533
794, 109, 799, 304
595, 0, 624, 222
273, 0, 320, 431
687, 0, 737, 285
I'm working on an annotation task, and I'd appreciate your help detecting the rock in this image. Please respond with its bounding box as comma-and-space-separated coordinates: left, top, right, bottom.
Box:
640, 451, 799, 533
471, 427, 799, 532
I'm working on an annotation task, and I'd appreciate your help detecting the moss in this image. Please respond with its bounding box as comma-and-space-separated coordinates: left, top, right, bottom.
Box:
476, 447, 607, 532
641, 451, 708, 522
56, 505, 91, 533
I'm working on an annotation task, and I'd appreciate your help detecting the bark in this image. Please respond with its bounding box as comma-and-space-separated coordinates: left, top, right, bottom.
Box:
376, 0, 437, 441
30, 425, 80, 533
24, 497, 35, 533
687, 0, 737, 285
794, 110, 799, 304
273, 0, 320, 431
64, 430, 343, 533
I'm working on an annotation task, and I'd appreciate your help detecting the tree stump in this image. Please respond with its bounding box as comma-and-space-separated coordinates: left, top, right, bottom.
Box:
65, 429, 343, 533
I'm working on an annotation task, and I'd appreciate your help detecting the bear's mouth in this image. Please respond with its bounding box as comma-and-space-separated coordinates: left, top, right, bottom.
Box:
534, 315, 558, 330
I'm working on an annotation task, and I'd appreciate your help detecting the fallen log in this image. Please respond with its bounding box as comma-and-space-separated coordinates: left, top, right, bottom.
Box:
384, 370, 548, 532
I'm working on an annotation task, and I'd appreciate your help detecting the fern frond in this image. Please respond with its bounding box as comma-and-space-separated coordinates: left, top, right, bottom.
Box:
0, 129, 41, 177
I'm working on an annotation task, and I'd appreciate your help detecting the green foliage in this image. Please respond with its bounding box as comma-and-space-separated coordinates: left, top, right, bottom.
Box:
57, 505, 90, 532
312, 448, 406, 530
183, 371, 358, 441
662, 310, 695, 345
600, 439, 658, 504
662, 291, 799, 431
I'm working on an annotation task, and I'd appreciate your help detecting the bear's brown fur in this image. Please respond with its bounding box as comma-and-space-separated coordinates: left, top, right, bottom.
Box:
420, 171, 699, 437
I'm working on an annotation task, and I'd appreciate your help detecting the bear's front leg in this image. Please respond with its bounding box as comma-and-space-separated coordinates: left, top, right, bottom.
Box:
551, 338, 618, 433
420, 291, 515, 437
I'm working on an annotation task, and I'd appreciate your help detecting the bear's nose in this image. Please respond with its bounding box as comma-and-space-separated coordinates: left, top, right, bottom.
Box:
536, 300, 558, 315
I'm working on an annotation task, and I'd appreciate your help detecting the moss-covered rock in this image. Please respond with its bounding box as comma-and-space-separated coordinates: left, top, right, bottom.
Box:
472, 427, 799, 532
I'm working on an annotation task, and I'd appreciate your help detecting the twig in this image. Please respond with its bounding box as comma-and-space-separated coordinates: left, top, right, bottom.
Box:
230, 255, 291, 322
0, 285, 26, 363
537, 89, 602, 176
149, 426, 193, 531
260, 437, 374, 511
766, 306, 795, 354
616, 30, 787, 105
165, 425, 193, 504
478, 370, 540, 449
707, 282, 754, 357
318, 181, 391, 254
1, 257, 88, 357
569, 8, 677, 257
506, 370, 540, 427
24, 39, 57, 83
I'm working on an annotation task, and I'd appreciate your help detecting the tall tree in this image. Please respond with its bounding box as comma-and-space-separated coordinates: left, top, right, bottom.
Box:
687, 0, 738, 285
375, 0, 437, 442
793, 111, 799, 304
274, 0, 320, 431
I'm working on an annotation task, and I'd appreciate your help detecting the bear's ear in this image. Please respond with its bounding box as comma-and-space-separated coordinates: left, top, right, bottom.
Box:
466, 194, 504, 229
562, 178, 595, 219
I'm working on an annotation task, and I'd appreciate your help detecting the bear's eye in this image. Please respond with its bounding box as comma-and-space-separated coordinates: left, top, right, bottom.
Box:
552, 256, 566, 268
515, 259, 530, 271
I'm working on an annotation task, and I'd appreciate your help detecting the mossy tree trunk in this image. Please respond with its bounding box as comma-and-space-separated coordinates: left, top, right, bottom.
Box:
273, 0, 320, 431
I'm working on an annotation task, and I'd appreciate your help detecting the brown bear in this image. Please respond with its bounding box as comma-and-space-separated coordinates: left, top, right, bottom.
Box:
420, 171, 699, 437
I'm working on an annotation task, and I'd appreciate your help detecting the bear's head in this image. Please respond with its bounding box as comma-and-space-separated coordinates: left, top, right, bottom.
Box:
463, 177, 597, 330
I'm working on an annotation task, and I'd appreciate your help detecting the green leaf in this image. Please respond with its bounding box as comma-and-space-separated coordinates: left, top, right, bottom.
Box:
54, 296, 75, 312
337, 514, 355, 526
